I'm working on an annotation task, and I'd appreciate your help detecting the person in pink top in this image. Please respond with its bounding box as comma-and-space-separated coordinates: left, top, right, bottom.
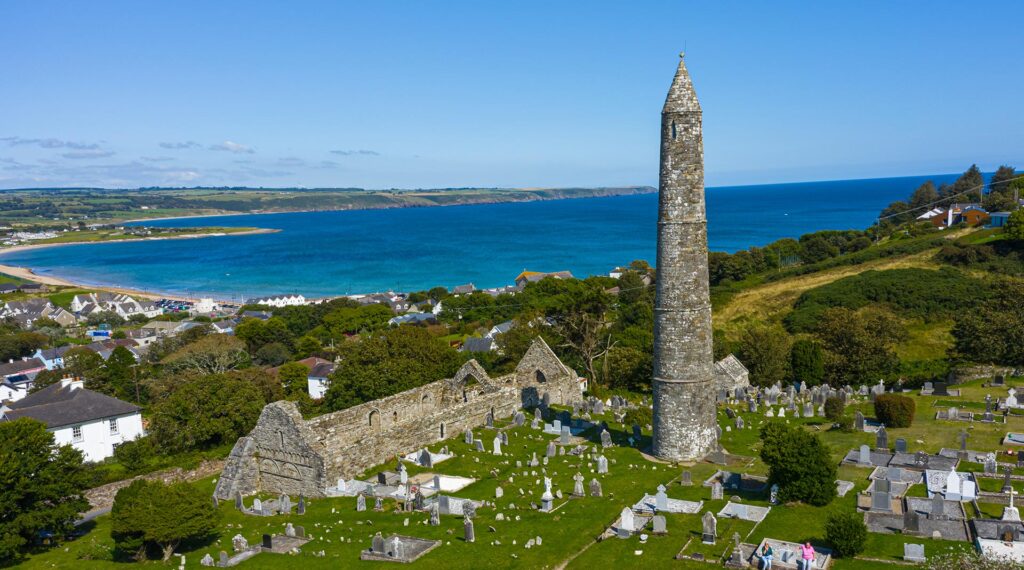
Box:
799, 542, 816, 570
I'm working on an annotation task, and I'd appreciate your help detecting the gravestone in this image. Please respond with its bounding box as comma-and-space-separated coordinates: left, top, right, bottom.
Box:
253, 498, 263, 514
372, 532, 385, 553
994, 375, 1006, 386
514, 411, 525, 426
486, 411, 494, 427
985, 454, 997, 474
961, 480, 977, 501
573, 473, 585, 497
601, 430, 613, 448
945, 469, 961, 501
464, 516, 475, 543
465, 428, 474, 444
858, 444, 871, 465
356, 494, 366, 512
596, 455, 608, 474
493, 436, 502, 455
904, 544, 926, 563
1018, 451, 1024, 468
933, 382, 949, 396
560, 426, 571, 445
200, 553, 214, 567
655, 484, 668, 511
495, 486, 504, 499
474, 439, 484, 452
232, 534, 248, 552
876, 425, 889, 450
854, 411, 865, 431
234, 492, 243, 511
769, 484, 779, 505
619, 507, 635, 532
500, 431, 509, 445
915, 451, 929, 468
711, 481, 723, 500
262, 534, 272, 549
735, 416, 744, 430
546, 441, 556, 458
652, 515, 667, 534
297, 495, 306, 515
1003, 467, 1014, 494
904, 509, 921, 533
589, 479, 603, 497
681, 471, 692, 486
701, 512, 717, 544
871, 491, 891, 512
895, 438, 907, 453
803, 402, 814, 417
375, 496, 384, 511
285, 522, 295, 537
429, 503, 440, 526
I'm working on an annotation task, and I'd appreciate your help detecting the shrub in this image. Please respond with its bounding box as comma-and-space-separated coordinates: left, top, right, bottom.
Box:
824, 510, 867, 558
623, 406, 653, 428
759, 422, 837, 506
111, 480, 218, 561
113, 437, 154, 473
834, 414, 855, 432
824, 397, 844, 421
874, 393, 916, 428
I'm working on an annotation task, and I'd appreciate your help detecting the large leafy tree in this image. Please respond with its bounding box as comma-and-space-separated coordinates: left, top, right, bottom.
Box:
0, 419, 89, 563
323, 326, 463, 411
1005, 209, 1024, 241
953, 280, 1024, 366
790, 339, 825, 387
738, 324, 792, 386
162, 334, 250, 375
148, 372, 267, 452
759, 422, 837, 506
278, 360, 311, 398
111, 479, 218, 561
815, 307, 905, 385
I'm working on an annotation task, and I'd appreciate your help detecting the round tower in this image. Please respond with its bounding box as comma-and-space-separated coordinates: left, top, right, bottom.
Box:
651, 53, 717, 461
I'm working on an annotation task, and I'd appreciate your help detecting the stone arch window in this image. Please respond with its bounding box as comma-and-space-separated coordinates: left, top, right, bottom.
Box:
439, 423, 446, 439
534, 369, 547, 383
421, 392, 433, 411
368, 409, 381, 432
671, 121, 677, 140
279, 430, 285, 447
281, 462, 300, 480
393, 410, 399, 424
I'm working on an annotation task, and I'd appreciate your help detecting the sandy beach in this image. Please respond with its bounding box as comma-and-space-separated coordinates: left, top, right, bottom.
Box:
0, 228, 278, 303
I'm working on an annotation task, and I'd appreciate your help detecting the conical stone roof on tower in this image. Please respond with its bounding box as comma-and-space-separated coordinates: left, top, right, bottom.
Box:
651, 53, 717, 462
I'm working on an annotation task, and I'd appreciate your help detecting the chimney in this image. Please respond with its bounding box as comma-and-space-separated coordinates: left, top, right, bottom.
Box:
60, 376, 84, 391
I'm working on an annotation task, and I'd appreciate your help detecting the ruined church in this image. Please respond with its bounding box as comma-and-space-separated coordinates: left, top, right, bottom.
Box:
214, 338, 580, 499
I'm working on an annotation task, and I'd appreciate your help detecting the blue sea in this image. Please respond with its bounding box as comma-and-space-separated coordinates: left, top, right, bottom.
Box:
0, 174, 961, 300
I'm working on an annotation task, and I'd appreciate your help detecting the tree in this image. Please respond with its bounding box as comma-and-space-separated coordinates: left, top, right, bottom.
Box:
952, 280, 1024, 365
824, 511, 867, 558
1005, 209, 1024, 241
162, 334, 250, 375
605, 346, 652, 392
0, 418, 89, 563
824, 396, 845, 421
104, 345, 138, 400
986, 165, 1018, 211
323, 327, 463, 411
254, 341, 291, 366
908, 181, 939, 209
111, 479, 218, 561
759, 422, 837, 506
738, 324, 791, 386
278, 361, 311, 398
790, 339, 825, 386
148, 372, 267, 452
944, 164, 985, 203
815, 308, 905, 385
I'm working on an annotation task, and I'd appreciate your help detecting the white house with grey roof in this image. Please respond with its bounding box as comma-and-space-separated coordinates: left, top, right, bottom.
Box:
1, 377, 144, 461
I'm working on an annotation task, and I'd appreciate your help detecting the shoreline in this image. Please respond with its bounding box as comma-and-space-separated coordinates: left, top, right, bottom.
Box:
0, 229, 279, 303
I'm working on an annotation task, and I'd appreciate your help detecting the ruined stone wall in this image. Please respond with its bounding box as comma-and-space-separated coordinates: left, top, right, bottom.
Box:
215, 338, 579, 499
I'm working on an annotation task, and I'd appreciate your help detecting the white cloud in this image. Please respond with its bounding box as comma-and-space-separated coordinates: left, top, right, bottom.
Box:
210, 140, 255, 154
330, 149, 379, 156
158, 141, 201, 150
61, 150, 116, 159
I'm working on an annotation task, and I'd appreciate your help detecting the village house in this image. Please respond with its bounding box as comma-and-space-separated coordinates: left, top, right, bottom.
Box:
247, 294, 307, 308
1, 376, 144, 462
270, 356, 337, 399
918, 203, 992, 229
514, 270, 574, 290
451, 283, 476, 295
33, 345, 75, 370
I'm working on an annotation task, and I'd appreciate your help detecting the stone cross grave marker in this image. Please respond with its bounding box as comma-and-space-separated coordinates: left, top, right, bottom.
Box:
573, 472, 585, 497
464, 516, 475, 543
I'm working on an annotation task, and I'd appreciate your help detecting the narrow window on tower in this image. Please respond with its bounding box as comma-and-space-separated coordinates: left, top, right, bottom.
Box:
671, 121, 677, 140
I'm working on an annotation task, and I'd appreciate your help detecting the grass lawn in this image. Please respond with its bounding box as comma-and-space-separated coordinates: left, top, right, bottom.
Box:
22, 377, 1024, 569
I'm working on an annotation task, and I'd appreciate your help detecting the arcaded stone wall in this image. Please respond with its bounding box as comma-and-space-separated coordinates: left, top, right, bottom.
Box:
214, 338, 579, 499
651, 54, 717, 462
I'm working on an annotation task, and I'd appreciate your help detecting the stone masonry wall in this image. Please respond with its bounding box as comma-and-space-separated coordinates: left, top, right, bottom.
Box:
214, 338, 579, 499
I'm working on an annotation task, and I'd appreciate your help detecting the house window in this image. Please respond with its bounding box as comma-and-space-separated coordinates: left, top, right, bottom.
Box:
72, 425, 83, 442
109, 418, 119, 435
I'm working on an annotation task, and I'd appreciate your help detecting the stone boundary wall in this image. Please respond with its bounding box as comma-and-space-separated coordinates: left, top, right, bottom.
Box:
86, 459, 225, 511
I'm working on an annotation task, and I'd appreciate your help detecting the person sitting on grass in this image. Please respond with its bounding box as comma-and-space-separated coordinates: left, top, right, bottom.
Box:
760, 542, 774, 569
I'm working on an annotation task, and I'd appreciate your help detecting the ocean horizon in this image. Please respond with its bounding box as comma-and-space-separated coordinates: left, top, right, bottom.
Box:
0, 173, 963, 300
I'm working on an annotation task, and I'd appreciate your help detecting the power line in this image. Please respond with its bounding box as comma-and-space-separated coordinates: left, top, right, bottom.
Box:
877, 173, 1024, 222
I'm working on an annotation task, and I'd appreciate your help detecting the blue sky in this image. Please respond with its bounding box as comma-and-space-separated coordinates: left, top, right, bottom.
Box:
1, 1, 1021, 189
